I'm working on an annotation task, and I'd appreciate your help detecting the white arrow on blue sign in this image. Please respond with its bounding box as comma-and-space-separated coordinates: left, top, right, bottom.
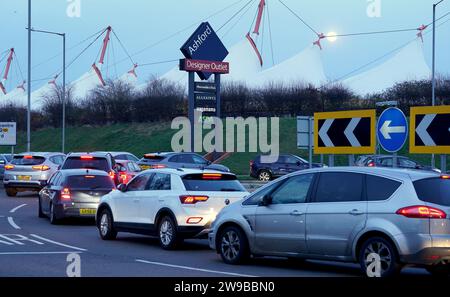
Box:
377, 107, 408, 153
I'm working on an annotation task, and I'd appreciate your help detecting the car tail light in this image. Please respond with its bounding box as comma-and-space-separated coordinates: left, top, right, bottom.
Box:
396, 206, 447, 219
109, 170, 116, 180
119, 172, 129, 184
4, 165, 14, 170
61, 188, 71, 200
186, 217, 203, 224
441, 175, 450, 180
151, 164, 166, 169
84, 175, 95, 179
32, 165, 50, 171
179, 195, 209, 204
367, 161, 375, 167
80, 155, 93, 160
24, 155, 33, 159
202, 173, 222, 180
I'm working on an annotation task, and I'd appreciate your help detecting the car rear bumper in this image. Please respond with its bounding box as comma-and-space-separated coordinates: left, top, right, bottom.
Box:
402, 247, 450, 266
177, 223, 211, 239
54, 202, 99, 219
3, 180, 46, 190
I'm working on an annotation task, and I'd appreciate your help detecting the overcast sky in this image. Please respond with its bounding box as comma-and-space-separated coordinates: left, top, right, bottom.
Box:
1, 0, 449, 91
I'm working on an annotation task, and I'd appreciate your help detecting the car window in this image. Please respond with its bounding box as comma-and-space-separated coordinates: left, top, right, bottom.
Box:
127, 154, 139, 162
283, 156, 300, 164
66, 175, 115, 189
62, 157, 109, 172
414, 177, 450, 206
127, 173, 153, 192
182, 174, 246, 192
115, 154, 127, 160
366, 175, 402, 201
11, 155, 45, 166
379, 158, 393, 166
177, 154, 194, 164
168, 155, 179, 163
192, 155, 207, 165
147, 173, 171, 190
127, 162, 141, 172
314, 172, 364, 203
52, 172, 62, 186
399, 159, 416, 168
48, 172, 59, 186
243, 180, 283, 205
271, 174, 314, 204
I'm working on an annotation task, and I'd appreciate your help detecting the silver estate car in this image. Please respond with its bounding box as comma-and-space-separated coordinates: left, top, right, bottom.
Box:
3, 152, 66, 197
209, 167, 450, 277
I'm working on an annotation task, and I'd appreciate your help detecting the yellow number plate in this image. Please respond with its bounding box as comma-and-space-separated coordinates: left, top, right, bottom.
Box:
17, 175, 31, 181
140, 165, 151, 170
79, 209, 96, 215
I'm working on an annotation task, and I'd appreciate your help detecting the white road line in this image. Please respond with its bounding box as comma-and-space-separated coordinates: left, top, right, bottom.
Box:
0, 251, 82, 255
7, 217, 21, 230
10, 204, 27, 213
136, 259, 257, 277
29, 234, 87, 252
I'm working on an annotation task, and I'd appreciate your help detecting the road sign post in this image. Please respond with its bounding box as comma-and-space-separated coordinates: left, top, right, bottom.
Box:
297, 116, 314, 168
377, 108, 408, 168
314, 110, 376, 155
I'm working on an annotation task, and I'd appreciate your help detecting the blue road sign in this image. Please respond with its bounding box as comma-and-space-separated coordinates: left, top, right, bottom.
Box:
180, 22, 228, 80
377, 107, 408, 153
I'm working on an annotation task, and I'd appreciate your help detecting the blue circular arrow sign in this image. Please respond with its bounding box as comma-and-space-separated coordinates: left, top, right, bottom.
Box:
377, 107, 408, 153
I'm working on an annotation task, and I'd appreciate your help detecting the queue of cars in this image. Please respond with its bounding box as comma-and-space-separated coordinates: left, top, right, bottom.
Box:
1, 150, 449, 277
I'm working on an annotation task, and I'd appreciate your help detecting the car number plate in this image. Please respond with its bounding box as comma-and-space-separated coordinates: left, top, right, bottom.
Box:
17, 175, 31, 181
79, 209, 96, 215
140, 165, 151, 170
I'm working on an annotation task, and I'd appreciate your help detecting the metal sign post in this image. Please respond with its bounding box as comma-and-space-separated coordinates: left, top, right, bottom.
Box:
297, 116, 314, 169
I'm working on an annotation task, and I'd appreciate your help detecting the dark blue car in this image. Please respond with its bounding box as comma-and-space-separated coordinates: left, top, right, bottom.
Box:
250, 154, 325, 181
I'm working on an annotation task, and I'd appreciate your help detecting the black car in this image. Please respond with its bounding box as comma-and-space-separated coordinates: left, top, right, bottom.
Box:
61, 152, 120, 185
355, 155, 441, 173
39, 169, 115, 224
250, 154, 325, 181
137, 152, 230, 173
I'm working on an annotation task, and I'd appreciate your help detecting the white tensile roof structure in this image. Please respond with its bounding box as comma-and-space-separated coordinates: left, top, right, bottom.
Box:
342, 38, 431, 95
249, 45, 327, 88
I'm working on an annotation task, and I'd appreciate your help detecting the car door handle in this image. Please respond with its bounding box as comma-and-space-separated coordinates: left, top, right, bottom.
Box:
290, 210, 304, 216
349, 209, 364, 216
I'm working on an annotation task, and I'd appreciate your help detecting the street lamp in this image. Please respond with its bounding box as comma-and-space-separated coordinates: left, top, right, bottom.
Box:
431, 0, 444, 168
29, 28, 67, 153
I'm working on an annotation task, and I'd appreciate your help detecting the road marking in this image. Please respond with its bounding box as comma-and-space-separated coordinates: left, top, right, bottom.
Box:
0, 251, 82, 255
7, 217, 21, 230
10, 204, 27, 213
136, 259, 257, 277
29, 234, 87, 252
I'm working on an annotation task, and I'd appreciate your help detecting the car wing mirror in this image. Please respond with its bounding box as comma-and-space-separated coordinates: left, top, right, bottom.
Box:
258, 194, 272, 206
117, 184, 127, 192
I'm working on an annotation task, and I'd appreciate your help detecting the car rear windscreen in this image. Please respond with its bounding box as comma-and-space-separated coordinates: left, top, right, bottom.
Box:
143, 155, 166, 162
182, 174, 246, 192
414, 177, 450, 206
11, 156, 45, 166
66, 175, 115, 189
62, 157, 109, 172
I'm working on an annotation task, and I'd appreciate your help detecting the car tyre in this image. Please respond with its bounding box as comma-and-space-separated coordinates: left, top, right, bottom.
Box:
98, 208, 117, 240
49, 203, 59, 225
258, 170, 272, 182
359, 237, 402, 277
5, 188, 17, 197
218, 226, 250, 265
38, 197, 45, 218
158, 216, 181, 250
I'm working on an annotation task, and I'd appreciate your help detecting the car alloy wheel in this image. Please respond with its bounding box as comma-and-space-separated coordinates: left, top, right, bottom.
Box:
159, 219, 174, 246
258, 171, 271, 182
221, 230, 241, 262
360, 237, 401, 277
100, 213, 109, 237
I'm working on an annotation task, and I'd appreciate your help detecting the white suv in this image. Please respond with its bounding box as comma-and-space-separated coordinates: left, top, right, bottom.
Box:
96, 168, 249, 249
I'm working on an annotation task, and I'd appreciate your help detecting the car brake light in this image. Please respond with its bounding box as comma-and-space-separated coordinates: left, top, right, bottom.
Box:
84, 175, 95, 179
202, 173, 222, 180
24, 155, 33, 159
61, 188, 71, 200
396, 206, 447, 219
151, 164, 166, 169
186, 217, 203, 224
4, 165, 14, 170
179, 195, 209, 204
32, 165, 50, 171
109, 171, 115, 180
441, 175, 450, 180
119, 172, 128, 184
80, 155, 93, 160
368, 161, 375, 167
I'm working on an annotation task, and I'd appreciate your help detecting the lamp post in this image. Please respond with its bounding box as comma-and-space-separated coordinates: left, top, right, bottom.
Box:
29, 29, 67, 153
431, 0, 444, 169
27, 0, 31, 152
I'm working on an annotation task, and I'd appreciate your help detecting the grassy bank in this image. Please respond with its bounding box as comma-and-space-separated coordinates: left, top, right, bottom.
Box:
1, 118, 447, 175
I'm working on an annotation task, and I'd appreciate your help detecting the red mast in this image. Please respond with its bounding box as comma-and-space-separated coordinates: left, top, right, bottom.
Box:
99, 26, 112, 65
253, 0, 265, 35
0, 48, 14, 95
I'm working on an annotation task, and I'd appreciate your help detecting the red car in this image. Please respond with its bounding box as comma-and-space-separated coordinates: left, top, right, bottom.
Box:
115, 160, 142, 184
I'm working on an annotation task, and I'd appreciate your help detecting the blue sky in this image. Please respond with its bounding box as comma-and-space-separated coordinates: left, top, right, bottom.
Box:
1, 0, 450, 91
